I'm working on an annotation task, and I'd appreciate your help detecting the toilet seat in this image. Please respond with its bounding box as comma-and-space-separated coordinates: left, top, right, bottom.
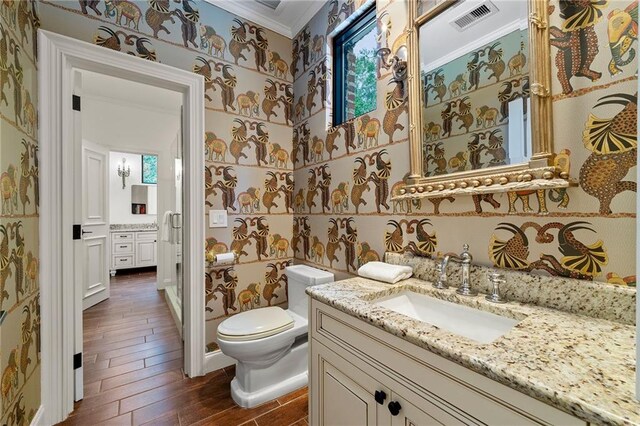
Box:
217, 307, 295, 341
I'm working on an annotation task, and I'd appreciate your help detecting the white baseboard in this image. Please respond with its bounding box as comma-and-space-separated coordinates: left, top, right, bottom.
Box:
31, 405, 45, 426
204, 350, 235, 374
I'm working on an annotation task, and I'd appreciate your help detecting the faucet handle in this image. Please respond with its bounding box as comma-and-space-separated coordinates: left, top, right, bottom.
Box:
485, 271, 506, 304
460, 244, 472, 262
432, 257, 449, 289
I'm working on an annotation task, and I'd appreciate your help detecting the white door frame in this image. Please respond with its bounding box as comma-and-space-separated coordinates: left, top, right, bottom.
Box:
38, 30, 205, 424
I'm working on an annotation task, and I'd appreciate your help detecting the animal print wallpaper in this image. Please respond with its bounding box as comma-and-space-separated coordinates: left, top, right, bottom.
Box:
34, 0, 638, 382
38, 0, 294, 352
422, 29, 529, 175
0, 1, 41, 424
292, 0, 637, 287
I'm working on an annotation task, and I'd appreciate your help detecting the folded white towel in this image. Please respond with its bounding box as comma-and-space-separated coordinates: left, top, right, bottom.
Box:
358, 262, 413, 284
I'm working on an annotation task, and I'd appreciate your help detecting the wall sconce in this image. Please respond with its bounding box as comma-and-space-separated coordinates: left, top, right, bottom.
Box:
117, 158, 131, 189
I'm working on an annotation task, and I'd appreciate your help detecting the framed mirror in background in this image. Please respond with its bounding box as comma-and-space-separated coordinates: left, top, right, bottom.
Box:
399, 0, 572, 200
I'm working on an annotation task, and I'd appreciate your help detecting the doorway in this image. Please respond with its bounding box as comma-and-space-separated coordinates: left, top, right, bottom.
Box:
73, 70, 186, 407
39, 30, 205, 424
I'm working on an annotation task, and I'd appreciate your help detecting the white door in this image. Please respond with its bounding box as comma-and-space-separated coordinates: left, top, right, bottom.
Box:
79, 141, 110, 310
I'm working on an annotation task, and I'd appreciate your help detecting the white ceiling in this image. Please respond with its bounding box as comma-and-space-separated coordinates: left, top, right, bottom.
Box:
81, 70, 182, 115
204, 0, 326, 38
421, 0, 527, 72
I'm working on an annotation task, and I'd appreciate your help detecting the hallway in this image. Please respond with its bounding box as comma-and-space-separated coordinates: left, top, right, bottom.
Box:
62, 270, 308, 425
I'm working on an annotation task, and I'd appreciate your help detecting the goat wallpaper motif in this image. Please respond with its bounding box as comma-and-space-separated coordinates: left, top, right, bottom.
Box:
292, 0, 637, 286
39, 0, 294, 351
0, 1, 41, 424
35, 0, 638, 383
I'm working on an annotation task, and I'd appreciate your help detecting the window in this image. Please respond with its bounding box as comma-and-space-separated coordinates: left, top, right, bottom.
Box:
141, 154, 158, 184
333, 4, 377, 126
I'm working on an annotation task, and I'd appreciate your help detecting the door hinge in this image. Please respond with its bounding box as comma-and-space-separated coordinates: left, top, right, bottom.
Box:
73, 224, 81, 240
72, 95, 81, 111
74, 353, 82, 370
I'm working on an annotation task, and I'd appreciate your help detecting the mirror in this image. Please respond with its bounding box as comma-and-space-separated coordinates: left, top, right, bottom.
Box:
421, 1, 530, 176
131, 184, 157, 215
401, 0, 568, 199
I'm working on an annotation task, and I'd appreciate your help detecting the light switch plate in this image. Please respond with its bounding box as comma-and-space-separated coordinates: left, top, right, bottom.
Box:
209, 210, 228, 228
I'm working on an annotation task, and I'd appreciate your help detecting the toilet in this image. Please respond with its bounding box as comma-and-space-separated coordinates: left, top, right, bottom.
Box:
217, 264, 334, 408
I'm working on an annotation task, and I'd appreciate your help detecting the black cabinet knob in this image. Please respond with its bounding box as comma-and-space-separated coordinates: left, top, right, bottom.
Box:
374, 390, 386, 405
388, 401, 401, 416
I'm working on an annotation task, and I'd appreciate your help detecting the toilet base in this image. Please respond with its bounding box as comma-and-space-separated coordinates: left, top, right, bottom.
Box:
230, 371, 307, 408
230, 339, 308, 408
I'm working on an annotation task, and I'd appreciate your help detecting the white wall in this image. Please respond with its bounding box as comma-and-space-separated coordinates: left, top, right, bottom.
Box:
108, 151, 158, 224
81, 81, 181, 290
81, 95, 181, 226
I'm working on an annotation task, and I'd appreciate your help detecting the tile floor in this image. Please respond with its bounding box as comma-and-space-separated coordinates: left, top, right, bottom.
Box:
60, 269, 308, 425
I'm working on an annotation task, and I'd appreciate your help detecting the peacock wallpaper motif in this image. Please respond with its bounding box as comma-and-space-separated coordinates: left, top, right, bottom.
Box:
1, 1, 634, 419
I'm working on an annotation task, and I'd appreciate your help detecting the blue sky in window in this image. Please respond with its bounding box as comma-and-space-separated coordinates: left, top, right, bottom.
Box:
353, 27, 376, 58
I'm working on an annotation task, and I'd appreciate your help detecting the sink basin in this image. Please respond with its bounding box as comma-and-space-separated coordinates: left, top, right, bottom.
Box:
373, 291, 520, 344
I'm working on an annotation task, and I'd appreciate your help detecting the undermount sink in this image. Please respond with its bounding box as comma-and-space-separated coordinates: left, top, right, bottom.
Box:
373, 291, 520, 344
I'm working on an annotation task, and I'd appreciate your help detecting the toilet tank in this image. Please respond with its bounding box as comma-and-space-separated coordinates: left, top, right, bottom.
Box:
285, 265, 334, 318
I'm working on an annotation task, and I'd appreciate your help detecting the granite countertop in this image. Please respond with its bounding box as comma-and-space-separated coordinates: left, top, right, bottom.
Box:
110, 223, 158, 231
307, 277, 638, 425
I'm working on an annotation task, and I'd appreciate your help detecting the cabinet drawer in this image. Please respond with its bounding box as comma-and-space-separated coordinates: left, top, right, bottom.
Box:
136, 231, 157, 242
112, 232, 134, 242
113, 255, 134, 268
312, 302, 585, 426
112, 242, 133, 254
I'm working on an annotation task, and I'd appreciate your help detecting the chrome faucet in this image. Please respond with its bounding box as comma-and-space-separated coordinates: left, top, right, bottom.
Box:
450, 244, 476, 296
433, 256, 450, 289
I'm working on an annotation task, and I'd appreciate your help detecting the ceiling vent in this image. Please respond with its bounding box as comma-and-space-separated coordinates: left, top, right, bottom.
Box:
451, 1, 499, 31
255, 0, 281, 10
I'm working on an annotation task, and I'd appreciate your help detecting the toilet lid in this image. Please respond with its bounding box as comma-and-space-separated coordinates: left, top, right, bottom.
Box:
217, 307, 295, 341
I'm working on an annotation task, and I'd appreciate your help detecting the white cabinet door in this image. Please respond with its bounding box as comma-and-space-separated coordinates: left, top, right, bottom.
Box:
312, 341, 383, 426
389, 390, 464, 426
136, 240, 157, 267
321, 362, 378, 426
79, 141, 110, 311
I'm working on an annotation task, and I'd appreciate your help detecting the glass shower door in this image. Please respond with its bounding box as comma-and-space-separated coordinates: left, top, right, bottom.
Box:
162, 118, 184, 335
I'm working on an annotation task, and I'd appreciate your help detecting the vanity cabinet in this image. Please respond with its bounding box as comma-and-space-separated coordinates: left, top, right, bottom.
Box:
111, 230, 157, 273
310, 300, 586, 426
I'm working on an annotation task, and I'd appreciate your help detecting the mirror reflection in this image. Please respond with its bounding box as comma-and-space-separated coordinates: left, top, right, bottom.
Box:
419, 0, 531, 177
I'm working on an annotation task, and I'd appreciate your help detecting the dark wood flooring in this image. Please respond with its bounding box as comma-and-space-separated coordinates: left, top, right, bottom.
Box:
60, 269, 309, 426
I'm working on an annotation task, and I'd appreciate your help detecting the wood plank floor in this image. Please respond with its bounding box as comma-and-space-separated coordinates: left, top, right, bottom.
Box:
60, 269, 309, 426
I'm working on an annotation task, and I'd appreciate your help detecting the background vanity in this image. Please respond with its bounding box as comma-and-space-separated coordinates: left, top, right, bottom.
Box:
108, 151, 159, 275
110, 225, 158, 274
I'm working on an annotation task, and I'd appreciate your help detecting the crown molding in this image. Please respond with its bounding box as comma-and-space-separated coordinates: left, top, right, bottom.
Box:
290, 1, 326, 38
203, 0, 325, 39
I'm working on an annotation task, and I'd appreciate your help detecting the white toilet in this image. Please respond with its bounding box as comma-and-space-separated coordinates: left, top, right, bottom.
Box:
216, 264, 334, 408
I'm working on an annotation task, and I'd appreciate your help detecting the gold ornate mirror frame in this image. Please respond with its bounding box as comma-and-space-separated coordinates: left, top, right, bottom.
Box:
397, 0, 571, 200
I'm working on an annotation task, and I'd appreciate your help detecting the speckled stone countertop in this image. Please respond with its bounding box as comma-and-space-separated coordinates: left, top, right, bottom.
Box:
307, 276, 638, 425
110, 223, 158, 231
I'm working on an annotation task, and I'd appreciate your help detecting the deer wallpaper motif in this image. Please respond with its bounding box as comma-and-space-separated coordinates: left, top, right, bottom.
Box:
0, 1, 41, 424
38, 0, 294, 352
292, 0, 637, 286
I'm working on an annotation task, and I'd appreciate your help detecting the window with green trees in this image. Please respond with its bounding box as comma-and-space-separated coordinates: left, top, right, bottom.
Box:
333, 5, 377, 125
